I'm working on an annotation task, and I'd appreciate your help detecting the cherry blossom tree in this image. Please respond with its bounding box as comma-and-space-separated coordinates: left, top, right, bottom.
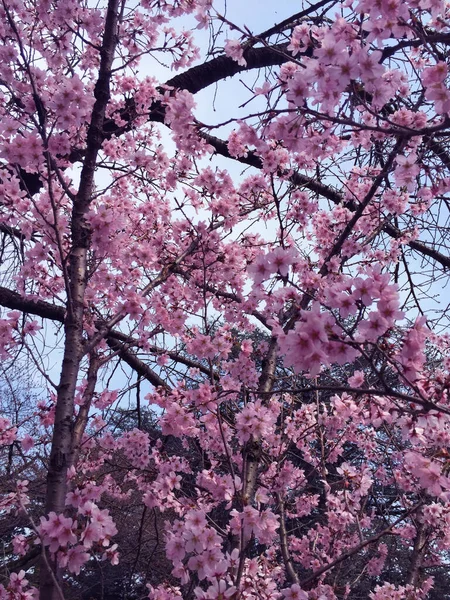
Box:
0, 0, 450, 599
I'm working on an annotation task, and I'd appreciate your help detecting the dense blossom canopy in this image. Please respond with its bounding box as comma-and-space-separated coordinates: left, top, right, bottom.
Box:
0, 0, 450, 599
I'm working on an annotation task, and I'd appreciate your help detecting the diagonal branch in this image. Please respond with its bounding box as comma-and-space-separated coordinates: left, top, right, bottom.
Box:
300, 503, 422, 588
0, 285, 195, 388
249, 0, 337, 42
106, 337, 171, 391
201, 131, 450, 271
165, 44, 292, 95
321, 137, 407, 268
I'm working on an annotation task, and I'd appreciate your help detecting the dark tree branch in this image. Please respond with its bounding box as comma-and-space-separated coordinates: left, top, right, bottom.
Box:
0, 285, 177, 390
249, 0, 337, 42
301, 504, 422, 588
106, 337, 171, 391
0, 287, 65, 322
165, 44, 293, 94
200, 131, 450, 271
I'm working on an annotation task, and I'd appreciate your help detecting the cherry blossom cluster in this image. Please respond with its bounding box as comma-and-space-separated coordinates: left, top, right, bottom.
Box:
37, 502, 118, 575
0, 570, 37, 600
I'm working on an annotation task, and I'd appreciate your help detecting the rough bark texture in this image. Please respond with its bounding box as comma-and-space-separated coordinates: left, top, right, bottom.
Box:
39, 1, 120, 597
69, 356, 100, 469
406, 520, 428, 587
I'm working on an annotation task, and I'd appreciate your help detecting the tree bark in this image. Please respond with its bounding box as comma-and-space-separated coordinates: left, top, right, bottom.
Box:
406, 520, 427, 588
39, 1, 120, 597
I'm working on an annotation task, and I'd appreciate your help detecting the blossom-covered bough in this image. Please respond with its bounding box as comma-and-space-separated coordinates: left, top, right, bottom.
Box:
0, 0, 450, 598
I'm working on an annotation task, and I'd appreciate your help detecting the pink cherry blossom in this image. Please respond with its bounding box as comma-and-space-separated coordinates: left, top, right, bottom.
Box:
1, 2, 450, 600
282, 584, 309, 600
224, 39, 246, 66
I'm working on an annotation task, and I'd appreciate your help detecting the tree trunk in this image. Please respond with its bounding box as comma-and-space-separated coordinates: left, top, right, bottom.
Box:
39, 1, 120, 597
